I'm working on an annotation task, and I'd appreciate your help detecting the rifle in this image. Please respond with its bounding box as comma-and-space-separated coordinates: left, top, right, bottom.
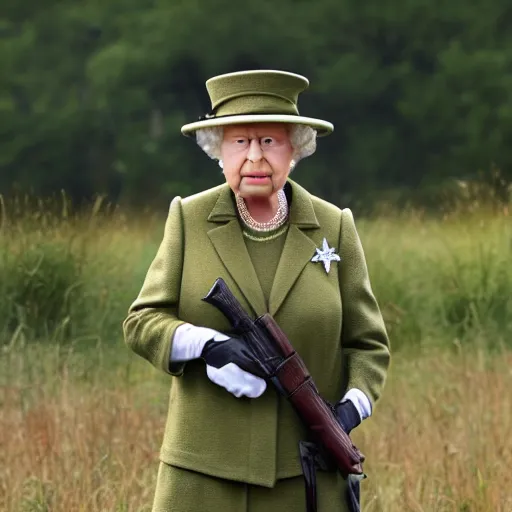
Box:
202, 277, 364, 478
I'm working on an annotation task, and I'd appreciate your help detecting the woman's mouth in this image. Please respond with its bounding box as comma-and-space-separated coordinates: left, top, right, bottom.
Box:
243, 176, 271, 184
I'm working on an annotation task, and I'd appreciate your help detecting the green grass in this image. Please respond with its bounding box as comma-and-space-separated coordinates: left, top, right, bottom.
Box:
0, 197, 161, 350
359, 208, 512, 351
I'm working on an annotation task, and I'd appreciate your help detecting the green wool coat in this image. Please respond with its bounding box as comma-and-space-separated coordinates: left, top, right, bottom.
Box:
123, 178, 390, 488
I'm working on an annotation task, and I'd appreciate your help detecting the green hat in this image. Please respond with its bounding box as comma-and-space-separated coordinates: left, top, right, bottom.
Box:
181, 70, 334, 137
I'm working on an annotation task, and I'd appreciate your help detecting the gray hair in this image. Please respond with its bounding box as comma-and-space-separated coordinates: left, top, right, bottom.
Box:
195, 124, 317, 170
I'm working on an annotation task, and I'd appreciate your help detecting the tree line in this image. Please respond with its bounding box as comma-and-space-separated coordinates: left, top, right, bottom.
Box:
1, 0, 512, 209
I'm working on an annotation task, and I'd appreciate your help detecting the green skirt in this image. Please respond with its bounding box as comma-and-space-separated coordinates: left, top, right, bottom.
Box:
151, 462, 350, 512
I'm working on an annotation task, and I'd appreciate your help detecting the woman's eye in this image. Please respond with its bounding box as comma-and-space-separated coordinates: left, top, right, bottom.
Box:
261, 137, 274, 145
235, 139, 247, 145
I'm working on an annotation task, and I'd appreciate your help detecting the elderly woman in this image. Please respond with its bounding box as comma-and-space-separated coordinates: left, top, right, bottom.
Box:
123, 70, 390, 512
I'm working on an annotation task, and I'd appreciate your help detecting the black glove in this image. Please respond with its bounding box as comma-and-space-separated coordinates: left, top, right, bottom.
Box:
336, 401, 364, 512
201, 336, 267, 379
335, 400, 361, 435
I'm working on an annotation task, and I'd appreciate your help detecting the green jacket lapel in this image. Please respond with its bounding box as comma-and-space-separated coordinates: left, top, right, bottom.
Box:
207, 185, 267, 316
268, 179, 320, 316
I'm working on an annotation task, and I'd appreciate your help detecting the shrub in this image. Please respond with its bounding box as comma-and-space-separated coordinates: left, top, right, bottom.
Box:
0, 239, 84, 343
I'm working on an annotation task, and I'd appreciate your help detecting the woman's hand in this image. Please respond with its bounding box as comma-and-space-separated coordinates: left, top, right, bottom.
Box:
170, 324, 267, 398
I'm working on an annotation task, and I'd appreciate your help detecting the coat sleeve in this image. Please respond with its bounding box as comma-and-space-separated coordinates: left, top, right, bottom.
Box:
338, 208, 391, 410
122, 196, 188, 376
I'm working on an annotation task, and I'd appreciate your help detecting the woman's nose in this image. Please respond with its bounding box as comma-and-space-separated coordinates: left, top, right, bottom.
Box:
247, 138, 263, 162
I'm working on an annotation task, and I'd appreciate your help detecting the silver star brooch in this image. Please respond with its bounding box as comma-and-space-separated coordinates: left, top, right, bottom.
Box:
311, 237, 341, 274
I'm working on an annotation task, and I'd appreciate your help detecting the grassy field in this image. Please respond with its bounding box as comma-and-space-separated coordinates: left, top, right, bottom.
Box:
1, 195, 511, 511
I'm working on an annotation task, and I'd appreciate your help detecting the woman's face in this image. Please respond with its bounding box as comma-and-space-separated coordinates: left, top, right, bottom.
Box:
220, 123, 294, 199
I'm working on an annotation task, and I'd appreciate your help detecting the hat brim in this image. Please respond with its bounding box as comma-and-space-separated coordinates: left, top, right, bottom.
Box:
181, 114, 333, 138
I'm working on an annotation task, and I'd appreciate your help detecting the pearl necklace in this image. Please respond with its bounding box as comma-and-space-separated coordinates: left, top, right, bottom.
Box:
236, 189, 288, 232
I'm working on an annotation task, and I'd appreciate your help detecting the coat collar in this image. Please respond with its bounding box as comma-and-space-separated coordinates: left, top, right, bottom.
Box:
206, 179, 320, 318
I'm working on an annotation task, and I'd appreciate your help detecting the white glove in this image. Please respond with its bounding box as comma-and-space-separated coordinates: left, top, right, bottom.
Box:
171, 323, 267, 398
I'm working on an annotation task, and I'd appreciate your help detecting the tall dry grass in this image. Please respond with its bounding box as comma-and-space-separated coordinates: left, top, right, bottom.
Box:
358, 346, 512, 511
0, 358, 161, 511
1, 343, 511, 511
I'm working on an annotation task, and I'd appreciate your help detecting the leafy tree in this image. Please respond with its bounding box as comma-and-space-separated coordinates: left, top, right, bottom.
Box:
1, 0, 511, 209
